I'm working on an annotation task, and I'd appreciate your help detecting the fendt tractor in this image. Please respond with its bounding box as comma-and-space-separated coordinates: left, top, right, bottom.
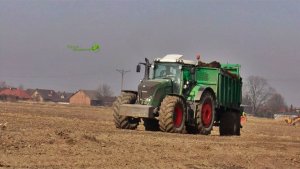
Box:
113, 54, 243, 136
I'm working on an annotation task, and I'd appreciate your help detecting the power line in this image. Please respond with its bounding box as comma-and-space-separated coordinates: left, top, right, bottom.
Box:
116, 69, 130, 91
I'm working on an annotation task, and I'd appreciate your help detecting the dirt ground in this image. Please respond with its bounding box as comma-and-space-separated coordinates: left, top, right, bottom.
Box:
0, 102, 299, 169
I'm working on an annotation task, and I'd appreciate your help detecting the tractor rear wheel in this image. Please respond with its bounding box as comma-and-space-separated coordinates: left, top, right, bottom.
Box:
159, 96, 186, 133
113, 92, 139, 129
196, 91, 215, 135
219, 111, 240, 136
143, 118, 160, 131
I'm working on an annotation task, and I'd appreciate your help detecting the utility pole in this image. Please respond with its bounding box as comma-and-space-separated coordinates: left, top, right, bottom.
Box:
116, 69, 130, 91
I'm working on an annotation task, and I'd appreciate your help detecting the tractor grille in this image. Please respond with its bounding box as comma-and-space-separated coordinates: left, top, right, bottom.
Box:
138, 81, 160, 100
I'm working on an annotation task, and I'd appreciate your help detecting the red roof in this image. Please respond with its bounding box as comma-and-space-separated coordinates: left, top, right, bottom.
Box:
0, 88, 31, 99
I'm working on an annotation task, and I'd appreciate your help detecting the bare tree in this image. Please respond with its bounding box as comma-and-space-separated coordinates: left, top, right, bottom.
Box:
97, 84, 114, 99
0, 81, 8, 88
242, 93, 252, 113
289, 104, 294, 112
263, 93, 287, 117
18, 84, 24, 90
244, 76, 274, 116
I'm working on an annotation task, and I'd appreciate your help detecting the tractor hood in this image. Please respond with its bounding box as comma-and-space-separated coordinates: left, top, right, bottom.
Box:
138, 79, 172, 106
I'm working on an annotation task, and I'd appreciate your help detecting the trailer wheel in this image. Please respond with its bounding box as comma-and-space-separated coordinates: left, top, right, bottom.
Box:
196, 92, 215, 135
113, 92, 139, 129
219, 111, 240, 136
159, 96, 186, 133
235, 112, 241, 136
143, 118, 160, 131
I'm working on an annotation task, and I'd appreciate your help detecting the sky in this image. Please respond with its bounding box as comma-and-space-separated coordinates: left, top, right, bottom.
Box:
0, 0, 299, 106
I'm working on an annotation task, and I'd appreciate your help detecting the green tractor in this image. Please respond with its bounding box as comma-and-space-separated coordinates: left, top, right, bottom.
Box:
113, 54, 242, 135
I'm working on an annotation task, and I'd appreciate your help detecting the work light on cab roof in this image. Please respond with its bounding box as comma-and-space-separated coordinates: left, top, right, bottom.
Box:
154, 54, 197, 65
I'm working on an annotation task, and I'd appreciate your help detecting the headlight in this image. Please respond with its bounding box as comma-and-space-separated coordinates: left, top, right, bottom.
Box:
145, 96, 153, 103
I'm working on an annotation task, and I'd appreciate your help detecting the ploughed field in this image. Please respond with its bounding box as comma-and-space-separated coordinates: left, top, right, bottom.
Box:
0, 102, 299, 169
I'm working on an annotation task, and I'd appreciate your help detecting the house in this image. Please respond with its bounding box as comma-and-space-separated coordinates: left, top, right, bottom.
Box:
0, 88, 31, 101
56, 91, 73, 103
30, 89, 60, 102
101, 96, 116, 106
26, 89, 35, 96
69, 90, 101, 106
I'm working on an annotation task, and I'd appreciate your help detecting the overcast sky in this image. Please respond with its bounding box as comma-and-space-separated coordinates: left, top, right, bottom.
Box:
0, 0, 299, 106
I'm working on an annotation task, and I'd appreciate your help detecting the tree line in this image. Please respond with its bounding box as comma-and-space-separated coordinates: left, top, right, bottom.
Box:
242, 76, 292, 118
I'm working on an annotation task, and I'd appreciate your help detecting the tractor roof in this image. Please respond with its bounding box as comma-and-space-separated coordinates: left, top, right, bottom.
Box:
155, 54, 197, 65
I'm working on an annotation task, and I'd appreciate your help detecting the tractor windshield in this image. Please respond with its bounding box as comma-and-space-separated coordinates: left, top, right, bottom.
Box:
151, 63, 181, 82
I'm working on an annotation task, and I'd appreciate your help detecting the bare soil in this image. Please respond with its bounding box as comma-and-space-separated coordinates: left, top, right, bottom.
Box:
0, 102, 299, 169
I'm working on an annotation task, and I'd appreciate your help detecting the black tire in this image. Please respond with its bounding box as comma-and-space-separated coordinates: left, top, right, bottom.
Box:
196, 92, 215, 135
219, 111, 240, 136
143, 118, 160, 131
235, 112, 241, 136
159, 96, 186, 133
113, 92, 139, 130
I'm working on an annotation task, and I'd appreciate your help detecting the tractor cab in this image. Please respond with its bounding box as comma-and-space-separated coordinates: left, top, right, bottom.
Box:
136, 54, 196, 106
150, 62, 182, 94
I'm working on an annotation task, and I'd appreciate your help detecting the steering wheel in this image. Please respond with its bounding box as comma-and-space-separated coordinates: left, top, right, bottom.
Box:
160, 70, 166, 76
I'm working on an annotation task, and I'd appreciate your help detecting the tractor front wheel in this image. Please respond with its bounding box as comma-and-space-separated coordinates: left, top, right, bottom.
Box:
159, 96, 186, 133
113, 92, 139, 130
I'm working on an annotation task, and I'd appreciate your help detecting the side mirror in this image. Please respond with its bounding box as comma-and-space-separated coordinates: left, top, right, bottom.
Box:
191, 67, 195, 74
136, 64, 141, 72
145, 58, 149, 64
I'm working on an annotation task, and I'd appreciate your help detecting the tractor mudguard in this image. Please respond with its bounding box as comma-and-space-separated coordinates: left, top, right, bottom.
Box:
167, 94, 187, 106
